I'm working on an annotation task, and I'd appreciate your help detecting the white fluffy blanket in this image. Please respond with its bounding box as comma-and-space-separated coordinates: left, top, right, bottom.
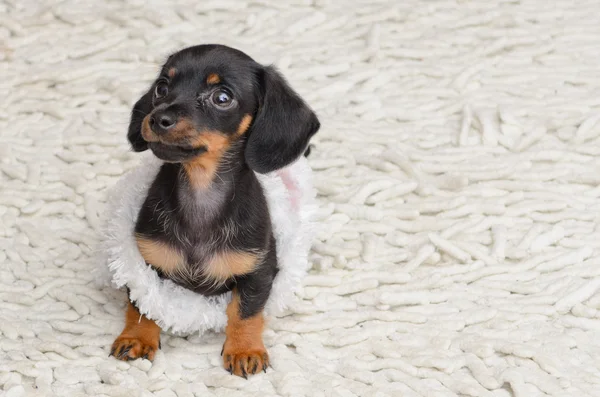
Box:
103, 154, 316, 335
2, 1, 600, 396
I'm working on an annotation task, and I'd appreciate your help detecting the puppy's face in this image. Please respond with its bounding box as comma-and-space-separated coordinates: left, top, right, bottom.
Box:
128, 45, 320, 173
139, 47, 259, 162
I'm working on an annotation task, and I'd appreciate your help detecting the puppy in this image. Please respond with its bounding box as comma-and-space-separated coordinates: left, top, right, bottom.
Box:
109, 44, 320, 377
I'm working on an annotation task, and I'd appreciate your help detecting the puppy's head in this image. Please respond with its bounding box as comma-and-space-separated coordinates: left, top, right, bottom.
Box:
128, 44, 320, 173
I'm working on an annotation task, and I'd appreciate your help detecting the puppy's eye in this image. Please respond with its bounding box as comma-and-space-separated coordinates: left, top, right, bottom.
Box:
211, 90, 233, 108
154, 82, 168, 99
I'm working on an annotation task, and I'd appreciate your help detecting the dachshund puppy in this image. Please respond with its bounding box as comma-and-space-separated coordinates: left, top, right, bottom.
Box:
109, 44, 320, 377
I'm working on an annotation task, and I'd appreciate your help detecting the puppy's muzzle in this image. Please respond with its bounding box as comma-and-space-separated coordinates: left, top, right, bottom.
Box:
141, 112, 196, 145
149, 110, 177, 135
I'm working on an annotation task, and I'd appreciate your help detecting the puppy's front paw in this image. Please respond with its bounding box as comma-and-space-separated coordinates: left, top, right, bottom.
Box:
222, 342, 269, 378
110, 336, 159, 361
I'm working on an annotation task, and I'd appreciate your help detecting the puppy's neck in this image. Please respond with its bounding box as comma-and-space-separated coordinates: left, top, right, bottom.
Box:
183, 147, 231, 190
176, 143, 245, 225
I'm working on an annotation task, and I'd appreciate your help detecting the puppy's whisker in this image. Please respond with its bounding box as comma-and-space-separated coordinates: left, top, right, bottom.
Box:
131, 109, 148, 116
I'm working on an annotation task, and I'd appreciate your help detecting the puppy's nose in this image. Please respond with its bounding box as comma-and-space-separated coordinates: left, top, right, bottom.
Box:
150, 111, 177, 134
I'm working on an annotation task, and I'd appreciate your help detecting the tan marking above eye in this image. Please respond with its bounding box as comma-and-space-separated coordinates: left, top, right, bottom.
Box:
203, 251, 261, 283
236, 114, 253, 136
207, 73, 220, 85
168, 68, 176, 78
136, 235, 184, 274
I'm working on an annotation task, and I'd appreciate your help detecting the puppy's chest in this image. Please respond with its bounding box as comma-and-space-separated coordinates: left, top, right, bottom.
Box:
135, 165, 270, 294
136, 229, 259, 294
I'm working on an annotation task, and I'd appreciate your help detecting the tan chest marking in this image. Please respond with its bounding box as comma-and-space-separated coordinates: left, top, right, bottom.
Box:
137, 234, 259, 285
136, 235, 184, 275
203, 251, 260, 284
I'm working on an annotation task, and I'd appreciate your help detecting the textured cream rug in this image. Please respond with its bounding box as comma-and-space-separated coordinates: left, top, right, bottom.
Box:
2, 0, 600, 396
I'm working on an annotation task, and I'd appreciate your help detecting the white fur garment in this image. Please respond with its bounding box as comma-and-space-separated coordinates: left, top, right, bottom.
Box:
103, 154, 317, 335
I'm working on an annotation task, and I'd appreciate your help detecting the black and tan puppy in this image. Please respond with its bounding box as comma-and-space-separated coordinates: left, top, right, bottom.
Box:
109, 44, 319, 377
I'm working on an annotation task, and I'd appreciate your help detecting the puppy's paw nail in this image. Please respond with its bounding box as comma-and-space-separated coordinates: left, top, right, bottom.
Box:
110, 337, 158, 362
222, 345, 269, 378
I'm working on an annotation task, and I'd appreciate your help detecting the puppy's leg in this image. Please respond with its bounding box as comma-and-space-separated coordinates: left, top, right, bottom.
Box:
110, 302, 161, 361
222, 273, 273, 377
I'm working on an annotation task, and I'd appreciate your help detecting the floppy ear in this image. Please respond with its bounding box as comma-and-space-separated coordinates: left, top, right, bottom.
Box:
127, 89, 153, 152
245, 66, 320, 174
